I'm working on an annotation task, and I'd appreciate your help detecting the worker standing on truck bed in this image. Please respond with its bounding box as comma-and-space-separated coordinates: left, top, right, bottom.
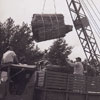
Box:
0, 46, 19, 82
1, 46, 19, 64
66, 57, 84, 75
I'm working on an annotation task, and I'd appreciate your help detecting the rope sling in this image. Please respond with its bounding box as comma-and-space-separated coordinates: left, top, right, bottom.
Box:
31, 0, 73, 42
41, 0, 60, 41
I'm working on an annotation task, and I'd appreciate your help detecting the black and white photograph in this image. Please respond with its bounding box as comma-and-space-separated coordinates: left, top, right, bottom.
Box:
0, 0, 100, 100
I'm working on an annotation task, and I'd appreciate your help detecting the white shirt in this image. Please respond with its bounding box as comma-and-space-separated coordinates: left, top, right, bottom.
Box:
68, 61, 84, 75
2, 50, 16, 64
74, 62, 84, 75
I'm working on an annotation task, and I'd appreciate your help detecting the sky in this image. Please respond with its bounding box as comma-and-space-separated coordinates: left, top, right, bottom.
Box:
0, 0, 100, 61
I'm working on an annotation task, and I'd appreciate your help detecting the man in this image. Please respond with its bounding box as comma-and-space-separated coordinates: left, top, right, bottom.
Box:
66, 57, 84, 75
0, 46, 18, 82
1, 46, 18, 64
66, 57, 84, 92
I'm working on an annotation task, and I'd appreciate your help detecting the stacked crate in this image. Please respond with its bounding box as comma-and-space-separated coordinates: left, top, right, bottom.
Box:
35, 70, 100, 100
31, 14, 72, 42
87, 76, 100, 93
68, 74, 86, 93
37, 70, 68, 90
35, 70, 68, 100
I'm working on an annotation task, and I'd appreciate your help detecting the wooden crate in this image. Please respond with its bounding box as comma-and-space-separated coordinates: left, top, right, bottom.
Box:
68, 74, 86, 93
36, 71, 100, 100
36, 70, 68, 90
87, 94, 100, 100
68, 93, 86, 100
87, 76, 100, 92
31, 14, 72, 42
35, 89, 66, 100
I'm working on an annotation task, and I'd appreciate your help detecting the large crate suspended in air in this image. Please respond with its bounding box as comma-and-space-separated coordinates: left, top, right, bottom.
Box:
31, 14, 72, 42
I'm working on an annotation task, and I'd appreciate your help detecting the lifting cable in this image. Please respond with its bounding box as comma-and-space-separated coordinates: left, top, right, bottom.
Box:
42, 0, 46, 14
42, 0, 60, 39
81, 0, 100, 32
86, 0, 100, 40
86, 0, 100, 26
80, 0, 100, 40
53, 0, 60, 38
90, 0, 100, 16
41, 0, 46, 40
83, 0, 100, 39
42, 0, 57, 13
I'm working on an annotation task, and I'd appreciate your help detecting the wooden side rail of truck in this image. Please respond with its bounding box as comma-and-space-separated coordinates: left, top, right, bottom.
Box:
0, 64, 100, 100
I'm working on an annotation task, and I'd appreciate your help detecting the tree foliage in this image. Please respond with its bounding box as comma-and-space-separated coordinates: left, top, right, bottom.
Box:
47, 38, 73, 66
0, 18, 43, 64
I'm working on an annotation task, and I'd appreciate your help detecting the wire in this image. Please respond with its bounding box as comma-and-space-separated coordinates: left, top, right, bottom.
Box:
89, 21, 100, 39
80, 0, 100, 40
90, 0, 100, 16
86, 0, 100, 25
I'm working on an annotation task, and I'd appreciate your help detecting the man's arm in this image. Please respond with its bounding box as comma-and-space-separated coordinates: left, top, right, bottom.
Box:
66, 58, 75, 67
14, 56, 19, 64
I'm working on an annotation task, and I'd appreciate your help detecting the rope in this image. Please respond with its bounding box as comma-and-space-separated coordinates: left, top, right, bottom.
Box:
42, 0, 47, 14
42, 0, 57, 14
55, 15, 60, 38
42, 0, 61, 39
40, 14, 46, 40
49, 15, 53, 33
52, 0, 61, 38
53, 0, 57, 14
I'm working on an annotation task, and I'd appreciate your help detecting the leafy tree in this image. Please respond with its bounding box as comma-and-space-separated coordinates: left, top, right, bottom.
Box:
0, 18, 14, 60
83, 59, 99, 76
47, 38, 73, 66
0, 18, 42, 64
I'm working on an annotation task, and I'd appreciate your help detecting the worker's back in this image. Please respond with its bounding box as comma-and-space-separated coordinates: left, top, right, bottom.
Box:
2, 50, 16, 64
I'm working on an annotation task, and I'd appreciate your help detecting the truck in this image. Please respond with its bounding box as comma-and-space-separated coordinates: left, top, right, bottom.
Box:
1, 0, 100, 100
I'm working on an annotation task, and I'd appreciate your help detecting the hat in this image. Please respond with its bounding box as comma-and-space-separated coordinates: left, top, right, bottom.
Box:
76, 57, 81, 61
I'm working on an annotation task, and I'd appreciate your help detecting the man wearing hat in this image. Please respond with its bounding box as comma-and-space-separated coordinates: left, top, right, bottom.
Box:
66, 57, 84, 75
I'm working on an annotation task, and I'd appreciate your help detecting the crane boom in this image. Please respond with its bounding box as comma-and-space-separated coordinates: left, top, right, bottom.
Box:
66, 0, 100, 66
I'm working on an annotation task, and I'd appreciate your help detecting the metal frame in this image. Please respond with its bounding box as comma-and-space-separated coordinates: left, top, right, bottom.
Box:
66, 0, 100, 66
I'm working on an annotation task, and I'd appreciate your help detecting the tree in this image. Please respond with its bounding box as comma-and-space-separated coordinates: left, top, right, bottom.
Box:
0, 18, 43, 64
47, 38, 73, 66
83, 59, 99, 76
0, 18, 14, 60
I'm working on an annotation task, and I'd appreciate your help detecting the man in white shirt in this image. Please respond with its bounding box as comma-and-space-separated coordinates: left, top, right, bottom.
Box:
1, 46, 18, 64
66, 57, 84, 75
0, 46, 18, 82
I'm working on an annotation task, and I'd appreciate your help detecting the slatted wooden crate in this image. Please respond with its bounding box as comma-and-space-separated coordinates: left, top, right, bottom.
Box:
35, 71, 100, 100
36, 69, 100, 92
31, 14, 72, 42
35, 89, 66, 100
87, 76, 100, 93
68, 74, 86, 93
37, 71, 45, 87
36, 70, 68, 90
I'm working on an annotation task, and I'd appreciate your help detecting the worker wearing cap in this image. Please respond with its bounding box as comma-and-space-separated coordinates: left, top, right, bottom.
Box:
66, 57, 84, 75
